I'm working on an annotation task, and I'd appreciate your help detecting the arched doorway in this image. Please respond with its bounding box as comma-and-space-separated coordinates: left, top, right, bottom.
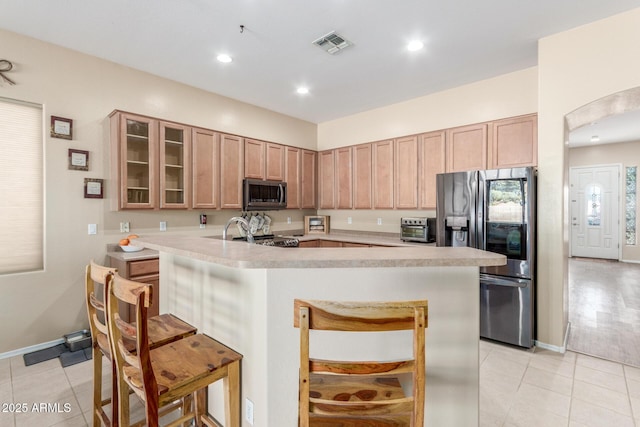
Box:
565, 86, 640, 366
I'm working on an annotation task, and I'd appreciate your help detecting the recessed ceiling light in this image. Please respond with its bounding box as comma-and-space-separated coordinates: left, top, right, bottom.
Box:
407, 40, 424, 52
296, 87, 309, 95
591, 135, 600, 142
217, 54, 232, 63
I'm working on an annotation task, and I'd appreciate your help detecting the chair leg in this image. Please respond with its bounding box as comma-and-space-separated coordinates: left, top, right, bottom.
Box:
92, 348, 102, 427
224, 360, 241, 427
194, 387, 207, 426
111, 358, 119, 427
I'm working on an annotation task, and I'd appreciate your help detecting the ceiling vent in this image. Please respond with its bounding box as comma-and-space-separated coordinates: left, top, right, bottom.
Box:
312, 31, 352, 55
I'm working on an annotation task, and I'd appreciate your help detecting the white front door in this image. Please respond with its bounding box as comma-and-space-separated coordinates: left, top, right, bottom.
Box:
570, 165, 620, 259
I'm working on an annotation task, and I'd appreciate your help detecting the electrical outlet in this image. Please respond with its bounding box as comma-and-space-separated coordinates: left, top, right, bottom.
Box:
377, 218, 382, 225
88, 224, 97, 235
245, 398, 254, 425
347, 216, 352, 224
120, 222, 130, 233
287, 216, 292, 224
160, 221, 167, 231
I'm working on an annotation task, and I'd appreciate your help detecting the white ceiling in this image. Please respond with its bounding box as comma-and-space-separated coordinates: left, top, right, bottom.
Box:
0, 1, 639, 124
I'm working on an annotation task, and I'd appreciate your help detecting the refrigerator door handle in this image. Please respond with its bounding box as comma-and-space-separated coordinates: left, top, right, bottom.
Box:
480, 274, 528, 288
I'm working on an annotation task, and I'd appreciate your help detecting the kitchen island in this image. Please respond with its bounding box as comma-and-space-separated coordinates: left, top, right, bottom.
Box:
133, 235, 505, 427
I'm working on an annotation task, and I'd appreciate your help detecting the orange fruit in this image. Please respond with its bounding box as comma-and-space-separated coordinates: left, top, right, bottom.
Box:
127, 234, 139, 240
119, 238, 130, 246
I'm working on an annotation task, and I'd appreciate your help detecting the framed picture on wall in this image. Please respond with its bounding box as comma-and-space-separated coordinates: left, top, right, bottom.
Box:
51, 116, 73, 140
68, 149, 89, 171
84, 178, 103, 199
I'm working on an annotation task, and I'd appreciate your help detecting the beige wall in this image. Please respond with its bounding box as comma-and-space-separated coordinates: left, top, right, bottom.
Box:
569, 140, 640, 262
0, 29, 317, 353
318, 67, 538, 149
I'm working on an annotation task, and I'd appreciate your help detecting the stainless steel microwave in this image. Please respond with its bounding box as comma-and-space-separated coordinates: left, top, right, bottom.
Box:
243, 179, 287, 210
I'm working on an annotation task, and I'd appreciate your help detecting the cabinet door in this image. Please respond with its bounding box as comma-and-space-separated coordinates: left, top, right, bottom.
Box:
220, 134, 244, 209
419, 131, 446, 209
301, 150, 317, 209
318, 240, 343, 248
373, 140, 394, 209
112, 112, 158, 209
285, 146, 301, 209
489, 114, 538, 168
446, 123, 487, 172
318, 150, 335, 209
159, 121, 190, 209
192, 128, 219, 209
335, 147, 353, 209
266, 143, 285, 181
244, 138, 265, 179
394, 136, 418, 209
353, 143, 372, 209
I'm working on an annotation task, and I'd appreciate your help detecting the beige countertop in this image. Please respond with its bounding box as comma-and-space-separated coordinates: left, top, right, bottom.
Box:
106, 243, 159, 262
131, 233, 505, 269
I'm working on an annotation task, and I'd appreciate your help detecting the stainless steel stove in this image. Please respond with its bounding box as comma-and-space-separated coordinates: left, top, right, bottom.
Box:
233, 234, 299, 247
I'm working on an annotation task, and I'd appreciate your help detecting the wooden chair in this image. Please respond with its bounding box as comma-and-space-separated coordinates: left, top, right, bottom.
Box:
85, 260, 198, 427
106, 271, 243, 427
294, 299, 428, 427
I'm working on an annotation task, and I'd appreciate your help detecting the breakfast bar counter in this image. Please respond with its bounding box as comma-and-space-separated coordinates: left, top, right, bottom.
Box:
133, 235, 505, 427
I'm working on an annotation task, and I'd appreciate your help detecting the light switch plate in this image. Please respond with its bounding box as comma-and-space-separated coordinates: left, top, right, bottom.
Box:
245, 398, 254, 424
88, 224, 97, 235
160, 221, 167, 231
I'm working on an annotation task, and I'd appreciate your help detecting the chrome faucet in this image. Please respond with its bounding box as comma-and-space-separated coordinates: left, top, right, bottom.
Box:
222, 216, 254, 243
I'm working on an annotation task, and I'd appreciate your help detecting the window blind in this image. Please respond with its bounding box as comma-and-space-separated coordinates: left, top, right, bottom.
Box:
0, 98, 43, 274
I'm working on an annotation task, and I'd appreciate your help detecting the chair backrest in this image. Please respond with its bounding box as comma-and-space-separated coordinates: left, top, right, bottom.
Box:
106, 272, 160, 411
294, 299, 428, 426
85, 260, 117, 356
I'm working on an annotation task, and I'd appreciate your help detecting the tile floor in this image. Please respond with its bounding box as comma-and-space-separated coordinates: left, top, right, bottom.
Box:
568, 257, 640, 367
1, 339, 639, 426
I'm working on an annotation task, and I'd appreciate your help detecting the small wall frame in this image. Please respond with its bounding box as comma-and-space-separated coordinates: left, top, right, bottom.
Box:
51, 116, 73, 140
84, 178, 103, 199
68, 149, 89, 171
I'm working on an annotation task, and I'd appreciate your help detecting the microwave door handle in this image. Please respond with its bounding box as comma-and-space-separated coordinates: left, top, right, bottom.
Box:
278, 183, 283, 203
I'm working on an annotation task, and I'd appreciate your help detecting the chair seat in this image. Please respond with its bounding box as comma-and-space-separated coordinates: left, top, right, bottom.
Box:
122, 333, 242, 406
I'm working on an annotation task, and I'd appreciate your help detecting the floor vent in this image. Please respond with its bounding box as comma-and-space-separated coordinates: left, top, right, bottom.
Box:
312, 31, 352, 54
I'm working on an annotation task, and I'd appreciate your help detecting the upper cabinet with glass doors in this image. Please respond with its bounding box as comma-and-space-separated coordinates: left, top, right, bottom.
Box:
110, 111, 194, 210
110, 111, 159, 209
159, 121, 191, 209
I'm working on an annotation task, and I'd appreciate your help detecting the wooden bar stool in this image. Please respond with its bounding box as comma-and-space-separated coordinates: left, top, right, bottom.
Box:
85, 260, 197, 427
294, 299, 428, 427
106, 271, 242, 427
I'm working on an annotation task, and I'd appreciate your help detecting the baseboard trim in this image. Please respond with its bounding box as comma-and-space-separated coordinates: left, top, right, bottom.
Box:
534, 323, 570, 354
0, 338, 65, 360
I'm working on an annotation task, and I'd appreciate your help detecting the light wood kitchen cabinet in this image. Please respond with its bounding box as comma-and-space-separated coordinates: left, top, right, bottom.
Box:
219, 134, 244, 209
489, 114, 538, 168
394, 136, 418, 209
159, 121, 191, 209
110, 111, 159, 210
419, 130, 446, 209
191, 127, 219, 209
335, 147, 353, 209
301, 150, 317, 209
373, 140, 394, 209
265, 143, 285, 181
318, 150, 335, 209
285, 146, 301, 209
298, 240, 319, 248
245, 140, 285, 181
318, 240, 343, 248
446, 123, 487, 172
353, 143, 373, 209
108, 256, 160, 321
244, 138, 265, 179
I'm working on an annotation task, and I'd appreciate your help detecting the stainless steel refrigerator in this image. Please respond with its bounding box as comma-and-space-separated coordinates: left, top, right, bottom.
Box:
436, 167, 536, 348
